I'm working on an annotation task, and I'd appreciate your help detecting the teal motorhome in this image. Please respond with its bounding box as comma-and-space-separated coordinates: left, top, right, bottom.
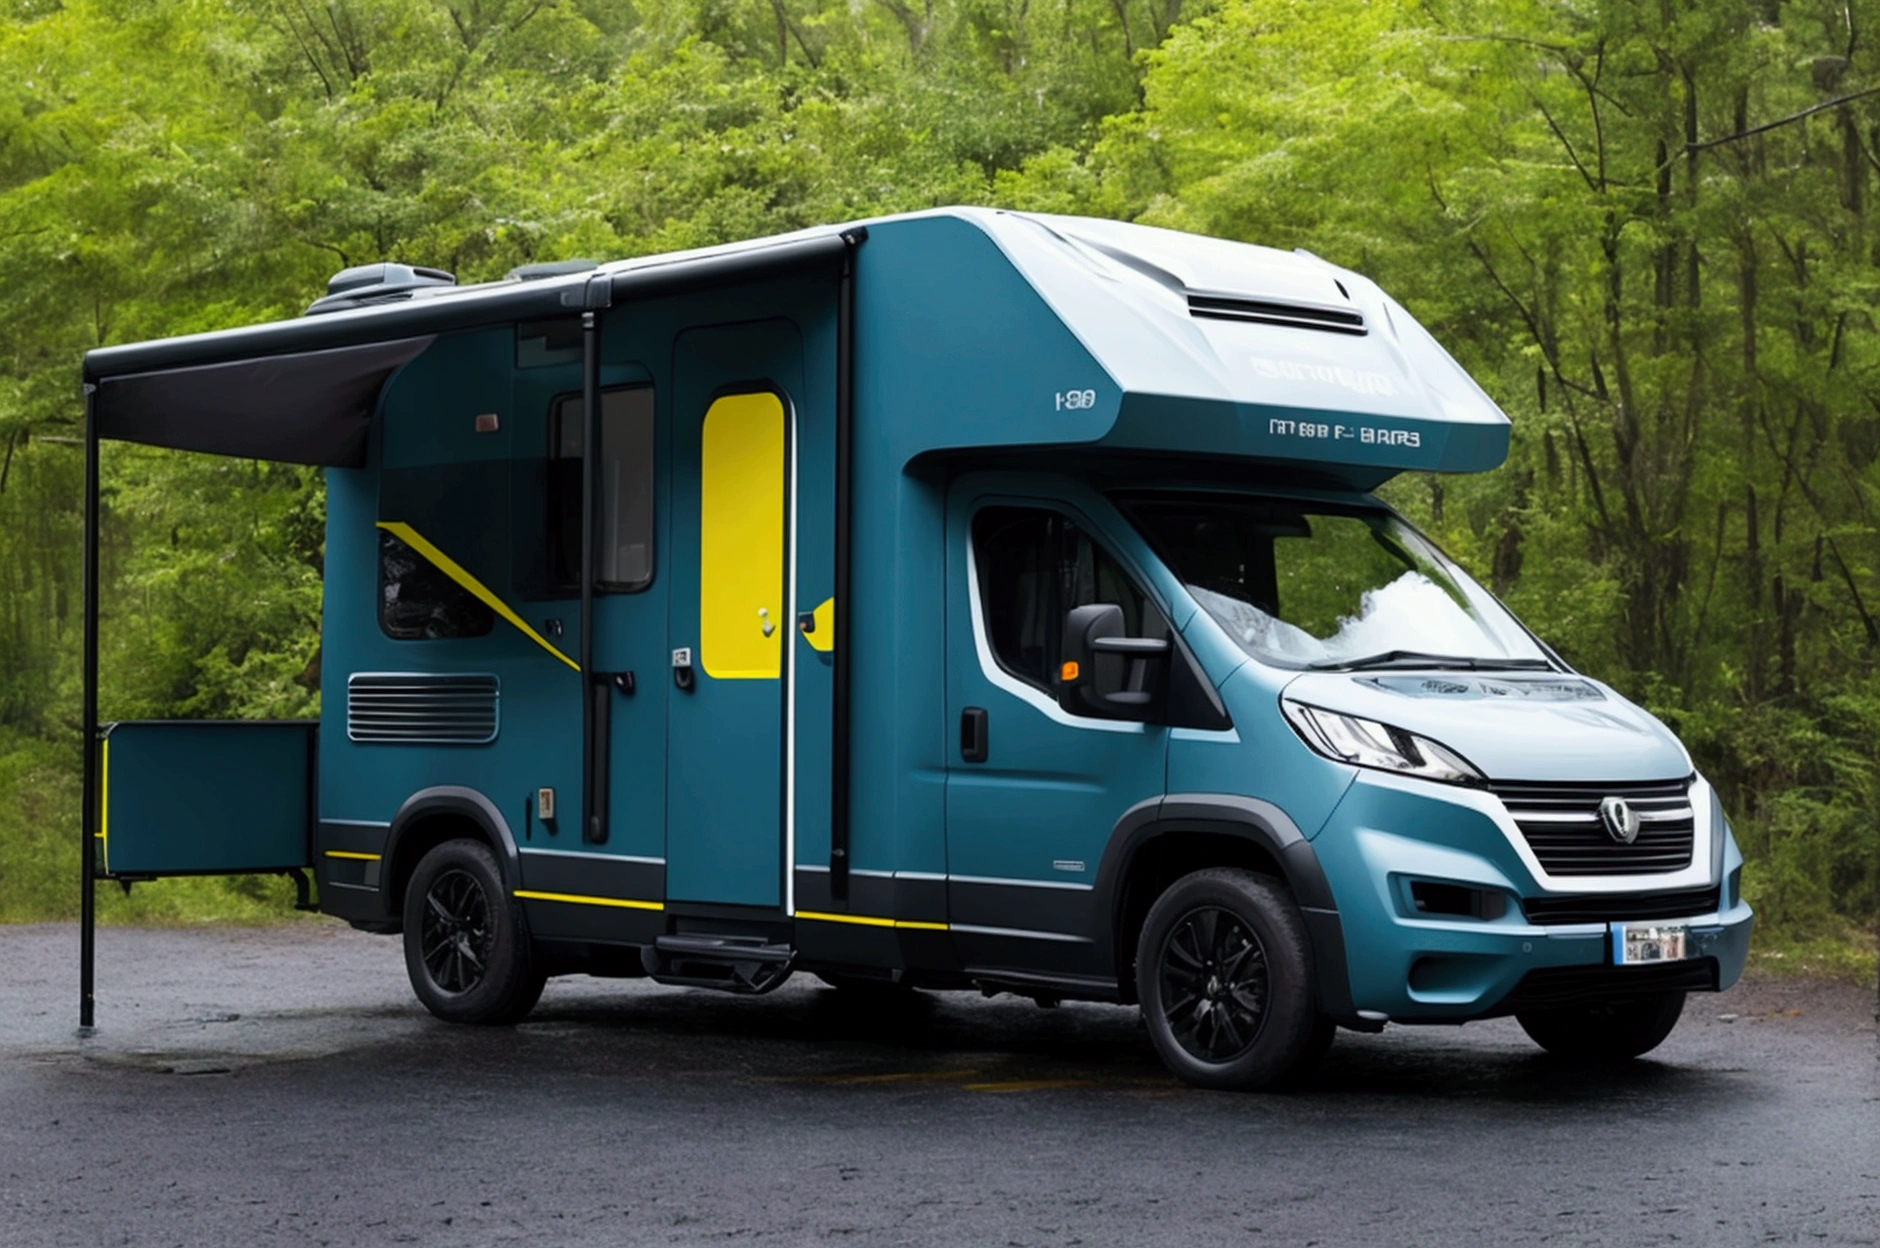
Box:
77, 209, 1752, 1090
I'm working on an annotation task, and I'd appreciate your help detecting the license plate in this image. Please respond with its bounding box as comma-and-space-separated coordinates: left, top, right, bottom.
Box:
1612, 922, 1688, 965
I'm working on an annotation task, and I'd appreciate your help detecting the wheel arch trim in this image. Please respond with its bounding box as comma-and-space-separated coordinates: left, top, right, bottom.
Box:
1095, 793, 1356, 1021
379, 786, 522, 917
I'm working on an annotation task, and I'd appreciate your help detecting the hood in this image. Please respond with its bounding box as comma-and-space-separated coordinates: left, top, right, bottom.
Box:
1281, 672, 1692, 783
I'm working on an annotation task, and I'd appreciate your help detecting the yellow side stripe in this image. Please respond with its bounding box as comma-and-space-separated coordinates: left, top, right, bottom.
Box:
515, 889, 663, 912
795, 910, 950, 932
377, 521, 579, 671
324, 850, 382, 861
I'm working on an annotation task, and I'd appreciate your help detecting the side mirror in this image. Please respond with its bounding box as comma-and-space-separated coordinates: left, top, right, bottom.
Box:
1058, 603, 1171, 718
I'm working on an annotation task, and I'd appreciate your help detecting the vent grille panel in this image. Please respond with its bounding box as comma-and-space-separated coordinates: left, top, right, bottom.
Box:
1187, 293, 1366, 335
1491, 778, 1695, 877
348, 673, 499, 744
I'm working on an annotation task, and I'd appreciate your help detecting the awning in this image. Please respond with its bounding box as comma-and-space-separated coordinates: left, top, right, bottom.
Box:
79, 229, 856, 467
92, 337, 435, 467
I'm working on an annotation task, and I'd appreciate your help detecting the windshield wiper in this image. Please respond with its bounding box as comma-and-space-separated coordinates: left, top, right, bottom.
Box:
1308, 650, 1555, 673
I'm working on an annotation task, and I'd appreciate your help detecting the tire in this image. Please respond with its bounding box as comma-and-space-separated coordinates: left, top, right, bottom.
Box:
1516, 991, 1686, 1062
1135, 867, 1321, 1092
402, 838, 545, 1025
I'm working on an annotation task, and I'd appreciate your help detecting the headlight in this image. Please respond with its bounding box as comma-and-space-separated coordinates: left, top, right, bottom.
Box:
1281, 699, 1484, 785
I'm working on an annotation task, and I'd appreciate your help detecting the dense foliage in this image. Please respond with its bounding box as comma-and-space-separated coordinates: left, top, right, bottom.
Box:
0, 0, 1873, 958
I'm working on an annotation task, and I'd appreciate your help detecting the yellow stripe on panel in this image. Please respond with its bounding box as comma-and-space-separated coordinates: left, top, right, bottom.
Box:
98, 736, 110, 873
323, 850, 382, 861
376, 522, 580, 671
514, 889, 664, 912
795, 910, 952, 932
699, 393, 786, 679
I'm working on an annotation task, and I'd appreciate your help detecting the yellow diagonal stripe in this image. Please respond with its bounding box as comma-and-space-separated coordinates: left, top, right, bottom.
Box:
377, 521, 579, 671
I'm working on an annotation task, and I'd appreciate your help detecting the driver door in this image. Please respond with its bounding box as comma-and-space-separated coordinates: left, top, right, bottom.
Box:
943, 485, 1172, 979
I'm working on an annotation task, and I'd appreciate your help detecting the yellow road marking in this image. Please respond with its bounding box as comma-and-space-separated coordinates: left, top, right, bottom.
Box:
514, 889, 663, 912
961, 1079, 1090, 1093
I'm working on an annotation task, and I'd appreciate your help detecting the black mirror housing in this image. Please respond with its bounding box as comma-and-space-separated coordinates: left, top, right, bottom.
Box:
1058, 603, 1169, 718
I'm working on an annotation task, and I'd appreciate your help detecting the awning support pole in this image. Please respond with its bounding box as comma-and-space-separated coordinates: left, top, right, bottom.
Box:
579, 302, 607, 844
829, 227, 867, 900
79, 384, 99, 1033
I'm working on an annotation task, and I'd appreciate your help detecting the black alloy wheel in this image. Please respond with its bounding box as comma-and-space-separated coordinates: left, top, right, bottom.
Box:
421, 867, 492, 994
1136, 867, 1326, 1092
402, 838, 546, 1025
1159, 906, 1271, 1062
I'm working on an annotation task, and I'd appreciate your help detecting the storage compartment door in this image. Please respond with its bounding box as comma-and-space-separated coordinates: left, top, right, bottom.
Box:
100, 721, 316, 875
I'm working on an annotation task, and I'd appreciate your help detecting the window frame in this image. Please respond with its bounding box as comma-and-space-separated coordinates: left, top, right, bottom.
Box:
967, 499, 1168, 709
375, 526, 497, 643
547, 382, 657, 595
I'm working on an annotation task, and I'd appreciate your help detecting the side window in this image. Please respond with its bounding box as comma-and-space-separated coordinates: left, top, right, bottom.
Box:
972, 505, 1156, 694
549, 387, 655, 591
379, 529, 495, 640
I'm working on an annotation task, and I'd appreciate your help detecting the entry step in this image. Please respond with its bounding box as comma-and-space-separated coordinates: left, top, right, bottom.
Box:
647, 933, 795, 994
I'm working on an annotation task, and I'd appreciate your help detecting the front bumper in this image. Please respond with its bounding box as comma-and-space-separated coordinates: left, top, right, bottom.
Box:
1311, 770, 1754, 1022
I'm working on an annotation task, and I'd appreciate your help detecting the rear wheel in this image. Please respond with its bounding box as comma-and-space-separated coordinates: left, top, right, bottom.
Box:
402, 838, 545, 1025
1516, 991, 1686, 1062
1135, 868, 1322, 1092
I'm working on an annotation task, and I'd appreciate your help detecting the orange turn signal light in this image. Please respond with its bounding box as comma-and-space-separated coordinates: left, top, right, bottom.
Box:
1060, 660, 1080, 682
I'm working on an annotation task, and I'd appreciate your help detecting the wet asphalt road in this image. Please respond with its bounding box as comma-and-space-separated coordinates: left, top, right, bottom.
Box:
1, 924, 1875, 1247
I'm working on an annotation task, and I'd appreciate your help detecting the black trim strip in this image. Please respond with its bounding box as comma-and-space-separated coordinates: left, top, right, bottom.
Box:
829, 226, 867, 898
579, 299, 607, 843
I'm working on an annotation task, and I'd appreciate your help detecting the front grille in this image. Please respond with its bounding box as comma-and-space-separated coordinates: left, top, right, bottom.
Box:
1491, 777, 1695, 877
347, 673, 499, 744
1187, 293, 1366, 335
1501, 960, 1717, 1012
1522, 886, 1720, 926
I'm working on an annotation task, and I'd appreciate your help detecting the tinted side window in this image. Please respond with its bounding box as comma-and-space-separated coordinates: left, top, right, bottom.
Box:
549, 387, 655, 590
379, 529, 495, 640
972, 505, 1155, 693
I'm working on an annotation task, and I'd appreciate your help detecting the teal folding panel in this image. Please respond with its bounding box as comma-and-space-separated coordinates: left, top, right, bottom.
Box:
100, 721, 315, 875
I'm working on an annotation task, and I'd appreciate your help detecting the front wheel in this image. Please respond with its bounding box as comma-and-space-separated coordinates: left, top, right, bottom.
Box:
1135, 868, 1323, 1092
1516, 991, 1686, 1062
402, 838, 545, 1025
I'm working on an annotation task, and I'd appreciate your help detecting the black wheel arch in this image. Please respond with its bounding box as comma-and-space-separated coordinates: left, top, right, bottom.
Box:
1095, 793, 1356, 1023
377, 786, 522, 928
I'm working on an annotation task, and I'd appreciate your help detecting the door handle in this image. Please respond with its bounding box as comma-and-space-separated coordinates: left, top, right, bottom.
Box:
960, 707, 988, 763
672, 647, 695, 692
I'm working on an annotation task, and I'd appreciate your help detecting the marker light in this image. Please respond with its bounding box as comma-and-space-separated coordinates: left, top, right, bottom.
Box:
1281, 699, 1483, 785
1060, 661, 1081, 683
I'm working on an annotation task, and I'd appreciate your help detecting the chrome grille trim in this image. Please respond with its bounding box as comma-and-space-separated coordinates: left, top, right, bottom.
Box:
347, 673, 499, 744
1490, 777, 1695, 877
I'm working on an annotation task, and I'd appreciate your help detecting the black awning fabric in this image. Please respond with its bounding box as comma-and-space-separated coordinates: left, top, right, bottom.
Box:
93, 337, 434, 467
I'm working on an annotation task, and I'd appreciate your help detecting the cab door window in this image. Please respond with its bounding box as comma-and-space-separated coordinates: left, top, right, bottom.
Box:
972, 505, 1160, 699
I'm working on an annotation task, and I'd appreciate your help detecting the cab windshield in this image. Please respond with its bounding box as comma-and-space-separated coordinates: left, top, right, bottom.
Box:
1119, 494, 1553, 672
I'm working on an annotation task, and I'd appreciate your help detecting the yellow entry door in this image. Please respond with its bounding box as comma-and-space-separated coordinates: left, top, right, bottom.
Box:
699, 392, 787, 679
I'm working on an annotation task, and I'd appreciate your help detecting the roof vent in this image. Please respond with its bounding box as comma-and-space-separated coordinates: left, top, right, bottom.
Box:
504, 259, 599, 281
1187, 293, 1366, 336
306, 262, 457, 316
